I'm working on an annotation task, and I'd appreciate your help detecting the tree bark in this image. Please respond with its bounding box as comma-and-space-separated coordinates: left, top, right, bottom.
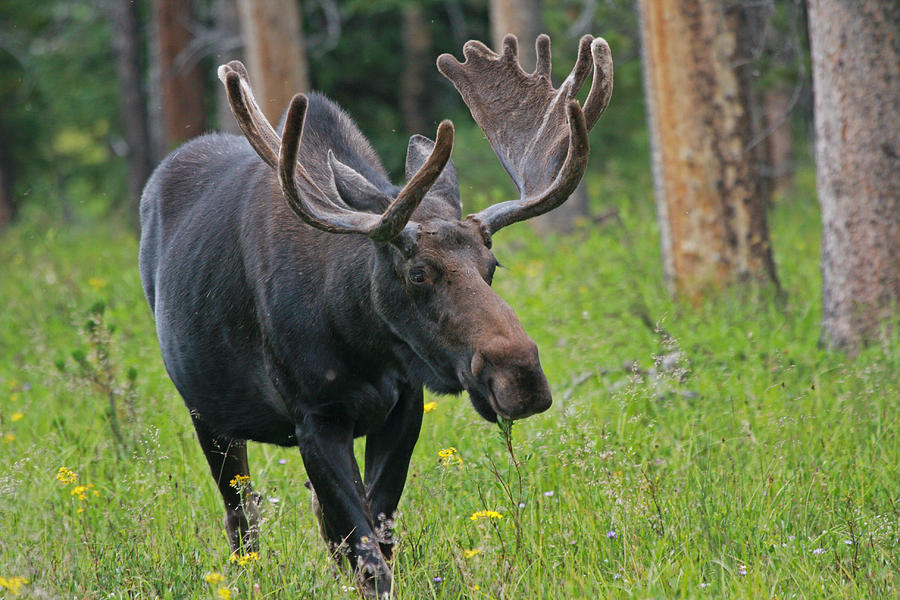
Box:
110, 0, 154, 229
761, 85, 795, 196
236, 0, 309, 125
153, 0, 207, 149
807, 0, 900, 350
638, 0, 779, 299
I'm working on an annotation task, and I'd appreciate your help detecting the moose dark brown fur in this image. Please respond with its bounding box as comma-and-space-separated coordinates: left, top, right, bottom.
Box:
139, 34, 611, 597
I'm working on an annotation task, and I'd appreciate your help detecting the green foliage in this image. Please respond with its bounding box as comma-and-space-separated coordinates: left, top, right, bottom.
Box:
0, 0, 127, 222
2, 162, 898, 598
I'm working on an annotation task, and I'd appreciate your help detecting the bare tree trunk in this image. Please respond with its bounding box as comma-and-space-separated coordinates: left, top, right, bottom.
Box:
807, 0, 900, 351
215, 0, 244, 135
110, 0, 154, 230
761, 85, 795, 196
489, 0, 541, 71
638, 0, 779, 299
400, 4, 431, 135
153, 0, 207, 148
236, 0, 309, 125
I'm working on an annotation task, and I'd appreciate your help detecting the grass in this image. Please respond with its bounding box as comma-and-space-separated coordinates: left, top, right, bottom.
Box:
1, 163, 898, 599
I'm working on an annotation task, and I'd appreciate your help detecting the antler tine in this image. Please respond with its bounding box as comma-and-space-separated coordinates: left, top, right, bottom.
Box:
217, 61, 280, 168
564, 35, 595, 99
279, 93, 455, 241
583, 37, 614, 130
476, 101, 589, 232
534, 34, 552, 78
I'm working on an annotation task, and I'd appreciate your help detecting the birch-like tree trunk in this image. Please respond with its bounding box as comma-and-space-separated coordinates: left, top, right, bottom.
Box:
638, 0, 779, 299
236, 0, 309, 125
807, 0, 900, 350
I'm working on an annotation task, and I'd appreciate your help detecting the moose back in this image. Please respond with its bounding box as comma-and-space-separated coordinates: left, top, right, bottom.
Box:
139, 34, 611, 597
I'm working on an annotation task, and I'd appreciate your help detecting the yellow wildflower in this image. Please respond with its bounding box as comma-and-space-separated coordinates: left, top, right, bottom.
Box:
229, 474, 251, 488
423, 401, 438, 413
438, 447, 462, 467
11, 412, 23, 422
0, 576, 29, 595
2, 434, 14, 444
229, 551, 259, 566
70, 483, 97, 501
56, 467, 78, 485
470, 510, 503, 522
216, 587, 232, 599
88, 277, 108, 290
204, 572, 225, 585
463, 548, 482, 559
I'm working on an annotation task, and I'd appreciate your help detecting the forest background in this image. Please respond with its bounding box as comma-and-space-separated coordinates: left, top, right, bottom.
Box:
1, 1, 898, 598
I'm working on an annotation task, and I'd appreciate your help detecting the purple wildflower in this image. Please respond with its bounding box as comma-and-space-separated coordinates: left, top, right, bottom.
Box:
812, 547, 825, 555
606, 530, 617, 539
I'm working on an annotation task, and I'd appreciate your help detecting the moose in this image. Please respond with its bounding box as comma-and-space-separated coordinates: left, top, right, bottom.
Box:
139, 34, 611, 597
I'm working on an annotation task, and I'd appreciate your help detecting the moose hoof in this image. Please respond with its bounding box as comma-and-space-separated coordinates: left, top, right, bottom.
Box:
355, 561, 394, 599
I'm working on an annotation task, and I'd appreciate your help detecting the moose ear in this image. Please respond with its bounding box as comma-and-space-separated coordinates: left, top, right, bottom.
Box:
328, 151, 391, 214
406, 134, 461, 217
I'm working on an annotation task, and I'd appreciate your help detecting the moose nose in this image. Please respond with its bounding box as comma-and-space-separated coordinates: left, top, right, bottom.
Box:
472, 337, 552, 420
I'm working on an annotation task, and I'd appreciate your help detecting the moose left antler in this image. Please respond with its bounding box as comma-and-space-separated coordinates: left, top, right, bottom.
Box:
438, 34, 613, 234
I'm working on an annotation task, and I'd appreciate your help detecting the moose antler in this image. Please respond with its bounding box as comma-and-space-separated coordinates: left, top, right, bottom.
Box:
437, 34, 612, 233
218, 61, 455, 242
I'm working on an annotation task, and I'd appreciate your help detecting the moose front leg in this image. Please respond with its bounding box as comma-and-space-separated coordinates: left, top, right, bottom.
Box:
295, 416, 393, 599
191, 414, 260, 553
364, 386, 424, 560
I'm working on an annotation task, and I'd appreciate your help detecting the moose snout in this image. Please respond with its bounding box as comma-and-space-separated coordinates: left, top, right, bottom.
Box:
471, 336, 552, 420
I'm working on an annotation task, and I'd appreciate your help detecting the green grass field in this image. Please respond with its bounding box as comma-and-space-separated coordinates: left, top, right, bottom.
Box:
1, 164, 898, 598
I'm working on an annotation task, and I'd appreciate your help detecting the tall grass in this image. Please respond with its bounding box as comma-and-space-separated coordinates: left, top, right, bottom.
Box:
1, 166, 897, 598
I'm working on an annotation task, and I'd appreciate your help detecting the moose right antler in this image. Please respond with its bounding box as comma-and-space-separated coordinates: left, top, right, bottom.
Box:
438, 34, 613, 234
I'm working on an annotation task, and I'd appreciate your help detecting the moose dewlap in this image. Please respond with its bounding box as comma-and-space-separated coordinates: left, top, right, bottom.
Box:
139, 33, 611, 598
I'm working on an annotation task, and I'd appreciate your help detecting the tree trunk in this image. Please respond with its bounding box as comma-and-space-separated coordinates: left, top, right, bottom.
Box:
761, 85, 795, 196
807, 0, 900, 350
638, 0, 779, 299
489, 0, 541, 71
400, 4, 431, 135
236, 0, 309, 126
110, 0, 154, 230
153, 0, 207, 149
215, 0, 244, 135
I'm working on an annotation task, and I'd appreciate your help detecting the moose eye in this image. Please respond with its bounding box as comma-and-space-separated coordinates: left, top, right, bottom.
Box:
409, 268, 427, 284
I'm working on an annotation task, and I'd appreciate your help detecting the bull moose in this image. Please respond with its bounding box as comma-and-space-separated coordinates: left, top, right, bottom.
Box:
139, 34, 611, 597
